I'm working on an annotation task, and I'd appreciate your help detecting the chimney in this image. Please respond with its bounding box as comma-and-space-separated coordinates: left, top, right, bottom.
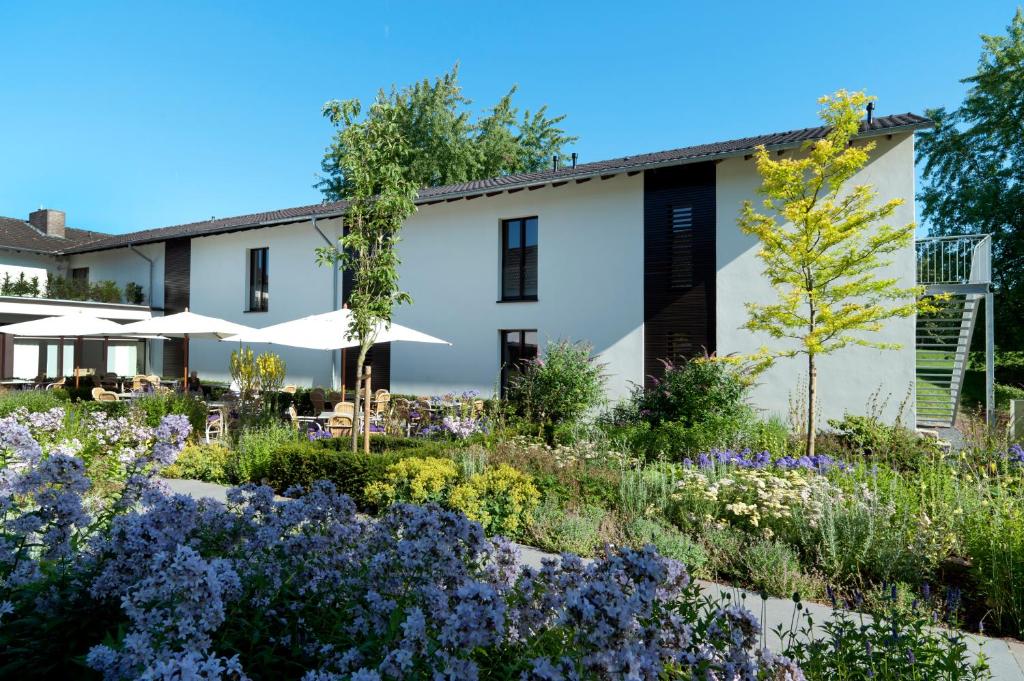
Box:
866, 101, 875, 126
29, 208, 65, 238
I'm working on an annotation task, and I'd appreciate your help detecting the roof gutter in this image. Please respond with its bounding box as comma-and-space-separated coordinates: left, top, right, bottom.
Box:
312, 216, 342, 390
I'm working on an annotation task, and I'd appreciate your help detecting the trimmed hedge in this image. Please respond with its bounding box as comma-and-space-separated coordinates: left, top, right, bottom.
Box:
253, 442, 442, 510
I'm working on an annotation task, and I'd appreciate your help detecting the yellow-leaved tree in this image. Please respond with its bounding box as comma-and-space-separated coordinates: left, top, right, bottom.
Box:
739, 90, 922, 456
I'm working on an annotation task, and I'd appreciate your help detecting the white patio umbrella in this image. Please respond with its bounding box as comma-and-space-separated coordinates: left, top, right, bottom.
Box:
223, 308, 450, 351
118, 308, 256, 387
224, 308, 450, 399
0, 312, 129, 387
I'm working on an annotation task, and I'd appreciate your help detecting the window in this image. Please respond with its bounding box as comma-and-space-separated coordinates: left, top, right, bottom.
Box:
71, 267, 89, 284
501, 217, 538, 301
500, 329, 538, 395
247, 247, 269, 312
670, 205, 693, 288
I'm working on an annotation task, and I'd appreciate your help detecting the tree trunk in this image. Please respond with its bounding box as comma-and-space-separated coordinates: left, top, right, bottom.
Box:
351, 341, 370, 452
806, 354, 817, 457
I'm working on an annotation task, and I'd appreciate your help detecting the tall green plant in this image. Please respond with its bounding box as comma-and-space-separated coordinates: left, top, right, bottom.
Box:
507, 340, 606, 429
739, 90, 922, 456
316, 97, 418, 451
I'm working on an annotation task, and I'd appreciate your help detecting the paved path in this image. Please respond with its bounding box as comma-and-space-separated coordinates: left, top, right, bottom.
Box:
163, 478, 1024, 679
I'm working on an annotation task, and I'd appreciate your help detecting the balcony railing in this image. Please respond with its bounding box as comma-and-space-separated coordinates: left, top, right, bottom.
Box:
916, 234, 991, 286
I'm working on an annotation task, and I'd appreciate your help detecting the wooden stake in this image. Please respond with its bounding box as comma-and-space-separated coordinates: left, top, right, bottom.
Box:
183, 333, 190, 392
363, 365, 371, 454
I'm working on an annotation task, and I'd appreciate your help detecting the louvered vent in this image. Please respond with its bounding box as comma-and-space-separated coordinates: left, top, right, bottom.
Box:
671, 206, 693, 288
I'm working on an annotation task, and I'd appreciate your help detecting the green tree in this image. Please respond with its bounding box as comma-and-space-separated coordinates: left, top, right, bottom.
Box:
319, 65, 576, 197
739, 90, 922, 456
316, 97, 418, 451
917, 9, 1024, 349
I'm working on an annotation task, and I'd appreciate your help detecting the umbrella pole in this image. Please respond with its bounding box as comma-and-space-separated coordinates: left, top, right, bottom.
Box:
74, 337, 81, 389
341, 348, 347, 401
58, 336, 64, 379
183, 333, 189, 393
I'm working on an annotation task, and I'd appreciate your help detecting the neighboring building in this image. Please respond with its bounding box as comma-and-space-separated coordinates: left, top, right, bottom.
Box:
0, 113, 947, 425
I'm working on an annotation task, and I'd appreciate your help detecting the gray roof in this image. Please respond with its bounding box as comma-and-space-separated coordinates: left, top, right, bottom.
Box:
0, 216, 109, 254
6, 112, 932, 255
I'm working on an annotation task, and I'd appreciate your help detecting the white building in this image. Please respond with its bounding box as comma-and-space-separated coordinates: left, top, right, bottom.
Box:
0, 113, 937, 425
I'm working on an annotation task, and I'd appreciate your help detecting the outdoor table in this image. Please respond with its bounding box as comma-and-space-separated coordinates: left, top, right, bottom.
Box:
0, 379, 34, 390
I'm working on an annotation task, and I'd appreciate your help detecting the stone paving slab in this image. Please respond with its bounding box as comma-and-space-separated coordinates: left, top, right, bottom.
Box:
163, 478, 1024, 679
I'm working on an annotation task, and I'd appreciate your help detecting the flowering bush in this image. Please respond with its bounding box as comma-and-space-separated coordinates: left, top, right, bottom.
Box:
448, 463, 540, 537
506, 340, 607, 428
0, 414, 806, 679
673, 465, 840, 539
364, 456, 459, 506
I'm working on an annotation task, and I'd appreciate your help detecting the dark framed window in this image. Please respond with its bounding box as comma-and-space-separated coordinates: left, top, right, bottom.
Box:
71, 267, 89, 284
499, 329, 538, 396
501, 217, 538, 301
247, 248, 269, 312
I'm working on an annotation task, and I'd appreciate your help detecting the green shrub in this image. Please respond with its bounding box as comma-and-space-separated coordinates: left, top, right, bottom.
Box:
0, 390, 68, 415
364, 457, 460, 507
614, 356, 750, 427
703, 526, 821, 599
506, 340, 606, 428
1, 272, 41, 297
827, 412, 943, 470
124, 281, 145, 305
252, 442, 437, 509
132, 392, 209, 438
233, 422, 303, 483
162, 443, 234, 484
615, 411, 785, 461
449, 464, 540, 538
89, 280, 122, 304
527, 498, 607, 556
626, 517, 708, 576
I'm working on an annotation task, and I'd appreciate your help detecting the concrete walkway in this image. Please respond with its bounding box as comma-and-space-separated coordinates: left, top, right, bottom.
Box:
163, 478, 1024, 679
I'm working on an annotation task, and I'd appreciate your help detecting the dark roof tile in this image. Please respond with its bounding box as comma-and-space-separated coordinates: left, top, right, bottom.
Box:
9, 112, 931, 255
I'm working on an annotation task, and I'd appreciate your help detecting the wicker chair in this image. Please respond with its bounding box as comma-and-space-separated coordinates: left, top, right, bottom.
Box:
327, 415, 353, 438
281, 385, 297, 395
286, 404, 321, 434
100, 372, 120, 391
372, 392, 391, 427
46, 377, 66, 390
95, 390, 119, 402
326, 391, 343, 410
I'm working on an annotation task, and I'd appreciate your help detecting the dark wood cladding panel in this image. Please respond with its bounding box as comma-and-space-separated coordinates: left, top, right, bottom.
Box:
644, 163, 716, 386
341, 342, 391, 393
162, 238, 191, 378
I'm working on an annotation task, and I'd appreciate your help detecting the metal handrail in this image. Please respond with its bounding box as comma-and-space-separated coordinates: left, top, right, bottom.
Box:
916, 234, 992, 285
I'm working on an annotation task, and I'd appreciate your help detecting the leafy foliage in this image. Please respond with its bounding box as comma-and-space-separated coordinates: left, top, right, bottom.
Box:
917, 9, 1024, 349
507, 340, 606, 428
162, 443, 234, 484
319, 65, 577, 195
316, 91, 419, 451
739, 90, 922, 455
449, 463, 540, 537
617, 356, 751, 428
0, 271, 41, 297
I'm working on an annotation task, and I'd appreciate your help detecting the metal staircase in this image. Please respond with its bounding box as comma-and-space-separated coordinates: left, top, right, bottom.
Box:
915, 235, 993, 429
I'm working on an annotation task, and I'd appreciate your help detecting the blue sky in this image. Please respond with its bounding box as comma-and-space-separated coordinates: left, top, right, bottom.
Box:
0, 1, 1016, 234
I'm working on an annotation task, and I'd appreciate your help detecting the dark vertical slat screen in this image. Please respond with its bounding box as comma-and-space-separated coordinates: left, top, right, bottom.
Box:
643, 163, 716, 387
162, 238, 191, 379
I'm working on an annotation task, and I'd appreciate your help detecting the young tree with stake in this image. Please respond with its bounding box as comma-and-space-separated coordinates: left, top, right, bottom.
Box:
316, 97, 418, 452
739, 90, 923, 456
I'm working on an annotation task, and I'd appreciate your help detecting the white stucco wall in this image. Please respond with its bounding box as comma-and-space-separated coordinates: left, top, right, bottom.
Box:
186, 218, 343, 386
0, 250, 57, 291
715, 132, 918, 425
391, 174, 645, 401
67, 242, 166, 308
